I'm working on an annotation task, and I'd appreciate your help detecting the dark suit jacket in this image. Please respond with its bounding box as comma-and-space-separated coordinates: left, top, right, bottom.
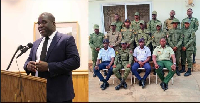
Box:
24, 32, 80, 102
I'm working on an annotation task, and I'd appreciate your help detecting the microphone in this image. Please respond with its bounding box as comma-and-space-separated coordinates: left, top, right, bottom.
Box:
16, 43, 33, 58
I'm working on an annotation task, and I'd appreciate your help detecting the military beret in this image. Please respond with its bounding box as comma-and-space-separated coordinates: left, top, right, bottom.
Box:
156, 22, 162, 26
135, 12, 139, 16
183, 19, 190, 23
139, 20, 145, 24
111, 22, 116, 26
94, 24, 99, 29
139, 38, 145, 42
103, 39, 109, 43
152, 11, 157, 15
124, 19, 131, 23
171, 19, 180, 24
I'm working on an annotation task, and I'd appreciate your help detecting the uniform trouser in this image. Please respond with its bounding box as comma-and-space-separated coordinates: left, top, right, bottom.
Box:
175, 48, 181, 68
131, 62, 151, 80
93, 61, 113, 81
194, 37, 196, 55
181, 50, 193, 68
156, 60, 175, 84
113, 62, 131, 80
91, 49, 99, 68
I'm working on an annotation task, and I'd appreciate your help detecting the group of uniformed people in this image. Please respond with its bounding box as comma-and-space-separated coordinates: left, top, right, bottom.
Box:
89, 8, 198, 91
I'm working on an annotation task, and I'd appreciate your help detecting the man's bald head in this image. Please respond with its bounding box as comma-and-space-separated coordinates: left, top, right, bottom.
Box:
39, 12, 55, 22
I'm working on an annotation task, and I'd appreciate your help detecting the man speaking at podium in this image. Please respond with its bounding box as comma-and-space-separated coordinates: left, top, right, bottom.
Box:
23, 12, 80, 102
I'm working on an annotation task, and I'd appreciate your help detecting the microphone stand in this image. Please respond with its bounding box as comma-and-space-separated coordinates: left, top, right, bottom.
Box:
6, 45, 23, 70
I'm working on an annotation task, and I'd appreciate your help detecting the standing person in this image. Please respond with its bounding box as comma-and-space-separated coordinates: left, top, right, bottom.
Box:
106, 22, 122, 50
180, 19, 196, 76
181, 8, 199, 64
152, 38, 176, 91
89, 24, 105, 77
113, 40, 133, 90
24, 12, 80, 102
131, 38, 151, 89
94, 39, 115, 90
135, 20, 151, 47
163, 10, 180, 31
167, 19, 182, 76
147, 11, 162, 35
121, 19, 135, 50
112, 14, 123, 32
131, 12, 142, 32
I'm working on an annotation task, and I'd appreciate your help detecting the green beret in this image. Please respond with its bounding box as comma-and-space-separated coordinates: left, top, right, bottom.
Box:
94, 24, 99, 29
135, 12, 139, 16
152, 11, 157, 15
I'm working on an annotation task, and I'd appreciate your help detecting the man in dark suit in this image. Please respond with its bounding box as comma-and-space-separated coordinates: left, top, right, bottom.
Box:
24, 12, 80, 102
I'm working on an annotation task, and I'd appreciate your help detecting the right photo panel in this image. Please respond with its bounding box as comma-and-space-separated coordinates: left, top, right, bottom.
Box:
88, 0, 200, 102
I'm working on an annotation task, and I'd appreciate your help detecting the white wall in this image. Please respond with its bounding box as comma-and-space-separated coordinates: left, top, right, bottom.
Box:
1, 0, 89, 71
88, 0, 200, 61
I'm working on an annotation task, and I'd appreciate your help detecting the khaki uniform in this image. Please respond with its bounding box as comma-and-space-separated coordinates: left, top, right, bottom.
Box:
163, 18, 180, 30
135, 29, 151, 47
121, 27, 135, 50
106, 31, 122, 50
153, 45, 175, 84
147, 19, 162, 34
131, 20, 142, 32
113, 48, 133, 80
152, 30, 167, 49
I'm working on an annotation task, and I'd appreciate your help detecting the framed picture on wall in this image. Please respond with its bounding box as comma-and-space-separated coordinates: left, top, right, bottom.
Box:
33, 22, 79, 50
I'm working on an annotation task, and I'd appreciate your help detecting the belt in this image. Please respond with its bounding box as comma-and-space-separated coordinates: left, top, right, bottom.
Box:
102, 61, 111, 63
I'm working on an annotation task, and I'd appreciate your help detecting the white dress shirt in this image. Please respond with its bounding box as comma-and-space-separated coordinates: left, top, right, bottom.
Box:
35, 31, 57, 77
97, 47, 115, 62
133, 46, 151, 61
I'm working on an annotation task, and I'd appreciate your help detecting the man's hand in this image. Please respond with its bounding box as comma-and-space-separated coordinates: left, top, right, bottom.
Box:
173, 47, 177, 52
27, 61, 36, 72
95, 66, 99, 70
154, 63, 159, 69
171, 64, 176, 71
127, 64, 131, 68
36, 61, 48, 72
182, 47, 186, 51
106, 64, 111, 69
96, 48, 100, 51
112, 65, 116, 68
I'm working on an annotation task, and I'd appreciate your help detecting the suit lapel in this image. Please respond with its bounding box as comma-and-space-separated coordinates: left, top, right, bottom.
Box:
33, 38, 43, 61
46, 32, 62, 61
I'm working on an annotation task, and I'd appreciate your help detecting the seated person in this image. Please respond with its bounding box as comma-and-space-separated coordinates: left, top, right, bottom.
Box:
131, 38, 151, 89
94, 39, 115, 90
113, 40, 133, 90
152, 37, 176, 91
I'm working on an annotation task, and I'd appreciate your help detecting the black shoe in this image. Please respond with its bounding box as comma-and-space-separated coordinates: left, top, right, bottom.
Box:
115, 84, 121, 90
165, 83, 168, 90
139, 80, 142, 86
93, 73, 96, 77
141, 79, 146, 89
176, 67, 180, 76
123, 82, 127, 89
100, 83, 103, 88
179, 65, 186, 73
104, 70, 107, 76
160, 82, 166, 91
184, 68, 191, 76
101, 80, 109, 90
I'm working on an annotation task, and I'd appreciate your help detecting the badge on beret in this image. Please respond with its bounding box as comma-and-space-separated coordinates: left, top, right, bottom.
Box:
116, 51, 118, 54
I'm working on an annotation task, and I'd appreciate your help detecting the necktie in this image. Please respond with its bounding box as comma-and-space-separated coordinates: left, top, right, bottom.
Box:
40, 37, 49, 61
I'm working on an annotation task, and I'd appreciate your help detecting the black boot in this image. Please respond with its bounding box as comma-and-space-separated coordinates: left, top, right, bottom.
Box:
115, 78, 122, 90
139, 80, 142, 86
160, 82, 166, 91
101, 79, 109, 90
193, 54, 196, 64
93, 73, 96, 77
184, 68, 191, 76
104, 70, 107, 76
141, 79, 146, 89
165, 83, 168, 90
179, 65, 186, 73
176, 67, 180, 76
121, 79, 127, 89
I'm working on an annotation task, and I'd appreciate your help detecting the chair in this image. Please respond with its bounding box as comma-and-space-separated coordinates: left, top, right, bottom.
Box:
132, 68, 151, 85
156, 68, 174, 85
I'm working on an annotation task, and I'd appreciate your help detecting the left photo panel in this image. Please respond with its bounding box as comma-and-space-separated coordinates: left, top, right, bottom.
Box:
1, 0, 89, 102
